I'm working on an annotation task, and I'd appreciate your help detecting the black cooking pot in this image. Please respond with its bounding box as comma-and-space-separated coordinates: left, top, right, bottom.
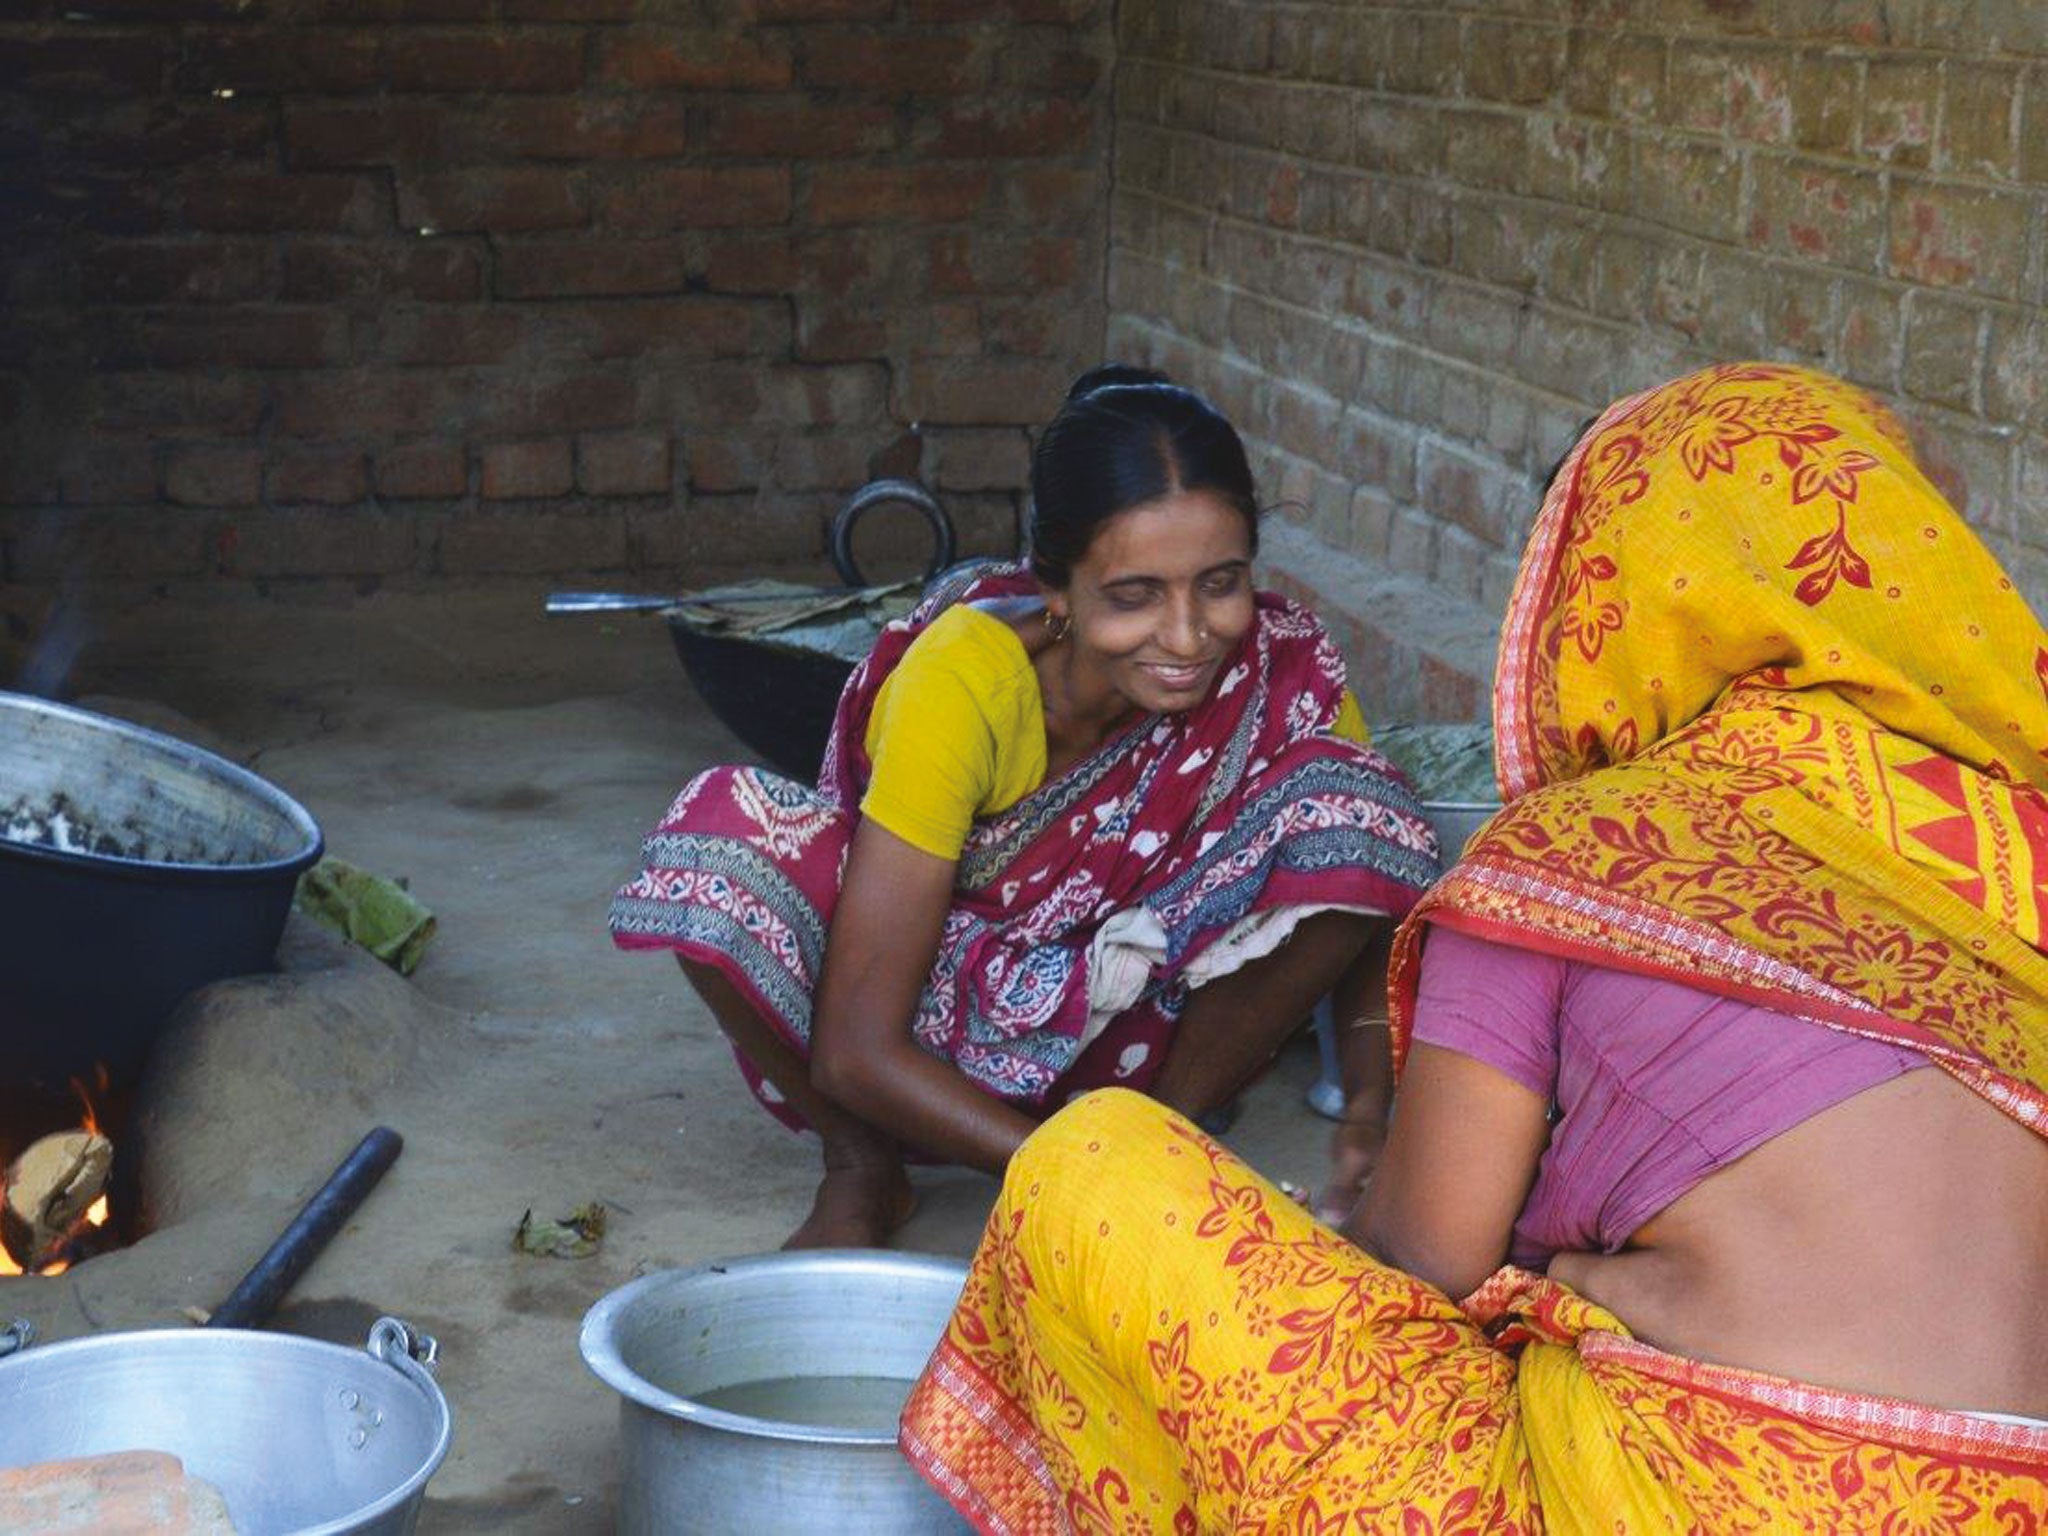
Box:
1, 692, 324, 1105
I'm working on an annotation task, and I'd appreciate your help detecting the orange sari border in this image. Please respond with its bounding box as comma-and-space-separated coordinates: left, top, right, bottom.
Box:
900, 1347, 1063, 1536
1576, 1332, 2048, 1473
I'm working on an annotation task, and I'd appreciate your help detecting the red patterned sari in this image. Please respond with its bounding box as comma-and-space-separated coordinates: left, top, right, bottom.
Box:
900, 366, 2048, 1530
611, 563, 1436, 1128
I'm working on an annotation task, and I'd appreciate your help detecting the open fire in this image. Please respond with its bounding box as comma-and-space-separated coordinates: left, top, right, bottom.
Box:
0, 1073, 115, 1277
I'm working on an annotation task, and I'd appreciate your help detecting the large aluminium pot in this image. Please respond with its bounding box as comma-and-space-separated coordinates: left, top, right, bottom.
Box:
0, 690, 323, 1095
0, 1317, 451, 1535
581, 1249, 969, 1535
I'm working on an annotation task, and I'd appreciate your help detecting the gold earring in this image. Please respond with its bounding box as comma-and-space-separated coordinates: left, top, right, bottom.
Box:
1044, 609, 1071, 643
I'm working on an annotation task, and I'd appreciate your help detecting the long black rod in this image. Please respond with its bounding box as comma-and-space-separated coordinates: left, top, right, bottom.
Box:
206, 1126, 403, 1330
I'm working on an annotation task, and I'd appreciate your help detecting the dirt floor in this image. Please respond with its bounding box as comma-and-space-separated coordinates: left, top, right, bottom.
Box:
0, 585, 1338, 1530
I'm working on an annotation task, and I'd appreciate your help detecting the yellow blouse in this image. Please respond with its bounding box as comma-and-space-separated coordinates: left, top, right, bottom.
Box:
861, 605, 1369, 860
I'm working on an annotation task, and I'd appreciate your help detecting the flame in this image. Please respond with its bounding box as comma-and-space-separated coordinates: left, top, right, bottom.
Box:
1, 1070, 117, 1278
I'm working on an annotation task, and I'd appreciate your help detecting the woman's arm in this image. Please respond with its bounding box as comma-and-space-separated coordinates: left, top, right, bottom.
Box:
1345, 1042, 1551, 1300
808, 816, 1041, 1174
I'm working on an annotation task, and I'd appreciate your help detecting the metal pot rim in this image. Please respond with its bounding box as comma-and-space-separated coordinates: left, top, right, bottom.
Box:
0, 1323, 452, 1534
579, 1248, 968, 1447
0, 690, 324, 880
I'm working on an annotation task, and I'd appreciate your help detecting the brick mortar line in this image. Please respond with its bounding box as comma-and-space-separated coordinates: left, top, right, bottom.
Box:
1112, 153, 2048, 322
1118, 103, 2047, 205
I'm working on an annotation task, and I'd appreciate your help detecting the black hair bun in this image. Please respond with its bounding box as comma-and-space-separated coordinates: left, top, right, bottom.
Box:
1065, 363, 1172, 403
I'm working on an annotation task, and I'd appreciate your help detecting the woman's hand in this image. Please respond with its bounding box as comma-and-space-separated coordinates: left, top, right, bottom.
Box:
810, 817, 1039, 1173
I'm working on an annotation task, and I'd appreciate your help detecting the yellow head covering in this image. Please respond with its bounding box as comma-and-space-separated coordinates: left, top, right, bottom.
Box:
1396, 362, 2048, 1131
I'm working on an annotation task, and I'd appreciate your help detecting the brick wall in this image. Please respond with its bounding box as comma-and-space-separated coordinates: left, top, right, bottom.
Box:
1110, 1, 2048, 722
0, 0, 1111, 596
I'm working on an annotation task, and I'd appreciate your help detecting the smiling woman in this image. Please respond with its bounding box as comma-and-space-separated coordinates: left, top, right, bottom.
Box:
609, 367, 1440, 1249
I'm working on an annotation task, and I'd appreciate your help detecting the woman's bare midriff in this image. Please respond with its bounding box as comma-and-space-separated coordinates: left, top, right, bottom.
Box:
1545, 1068, 2048, 1419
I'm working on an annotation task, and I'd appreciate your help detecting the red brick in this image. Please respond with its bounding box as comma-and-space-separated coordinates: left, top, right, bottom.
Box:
795, 305, 890, 362
60, 442, 158, 505
436, 505, 628, 572
125, 310, 350, 370
287, 103, 449, 167
300, 0, 493, 17
1003, 166, 1100, 224
578, 431, 671, 494
377, 441, 468, 498
1748, 156, 1885, 268
268, 444, 370, 504
175, 31, 382, 93
476, 369, 636, 434
686, 431, 772, 492
5, 508, 211, 580
994, 36, 1103, 94
930, 99, 1095, 157
900, 357, 1065, 424
386, 32, 584, 92
0, 1449, 235, 1534
1941, 63, 2020, 177
501, 0, 634, 18
773, 431, 874, 489
88, 374, 263, 435
165, 445, 261, 506
1863, 57, 1937, 167
453, 98, 690, 161
68, 99, 273, 168
497, 238, 691, 298
702, 102, 896, 159
284, 239, 484, 301
595, 30, 792, 91
755, 0, 891, 17
480, 438, 574, 498
370, 308, 526, 366
799, 33, 981, 93
182, 174, 386, 234
399, 169, 586, 233
0, 36, 168, 95
808, 166, 991, 225
215, 505, 421, 576
600, 297, 786, 360
925, 426, 1028, 490
596, 167, 791, 231
701, 233, 801, 294
272, 370, 469, 437
1888, 181, 2031, 298
77, 240, 272, 304
908, 0, 1097, 18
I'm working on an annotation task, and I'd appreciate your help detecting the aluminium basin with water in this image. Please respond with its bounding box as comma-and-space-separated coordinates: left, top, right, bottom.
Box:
580, 1249, 970, 1534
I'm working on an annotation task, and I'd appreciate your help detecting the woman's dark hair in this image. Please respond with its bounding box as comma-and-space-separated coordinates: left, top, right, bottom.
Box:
1027, 364, 1260, 587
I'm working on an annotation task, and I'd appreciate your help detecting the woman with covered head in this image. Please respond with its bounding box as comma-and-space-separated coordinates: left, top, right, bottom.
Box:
901, 361, 2048, 1528
610, 365, 1437, 1248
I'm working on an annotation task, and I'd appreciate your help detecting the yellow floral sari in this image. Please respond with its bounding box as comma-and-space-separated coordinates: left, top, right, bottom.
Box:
901, 365, 2048, 1531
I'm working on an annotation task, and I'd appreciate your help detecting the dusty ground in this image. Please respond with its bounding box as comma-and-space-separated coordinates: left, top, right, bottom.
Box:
0, 585, 1337, 1530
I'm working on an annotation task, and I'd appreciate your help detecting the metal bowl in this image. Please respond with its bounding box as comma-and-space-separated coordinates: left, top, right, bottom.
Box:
581, 1249, 969, 1535
0, 691, 323, 1097
0, 1318, 450, 1536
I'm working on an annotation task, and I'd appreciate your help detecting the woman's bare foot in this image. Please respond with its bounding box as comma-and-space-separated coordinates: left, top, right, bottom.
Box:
782, 1159, 918, 1249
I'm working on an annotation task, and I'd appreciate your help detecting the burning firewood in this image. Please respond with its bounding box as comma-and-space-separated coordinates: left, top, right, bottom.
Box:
2, 1129, 113, 1271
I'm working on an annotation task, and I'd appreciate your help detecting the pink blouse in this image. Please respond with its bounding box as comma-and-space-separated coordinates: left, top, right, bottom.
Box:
1410, 926, 1930, 1270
